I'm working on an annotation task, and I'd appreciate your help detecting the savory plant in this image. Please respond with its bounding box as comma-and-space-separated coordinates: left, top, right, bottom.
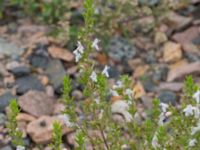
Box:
6, 0, 200, 150
7, 99, 25, 150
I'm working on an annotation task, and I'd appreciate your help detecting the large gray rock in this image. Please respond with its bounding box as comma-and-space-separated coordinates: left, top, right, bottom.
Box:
158, 90, 177, 105
0, 92, 17, 113
108, 37, 137, 62
16, 75, 45, 95
46, 59, 66, 94
164, 12, 192, 31
0, 38, 24, 57
29, 54, 49, 69
9, 66, 30, 77
19, 90, 55, 117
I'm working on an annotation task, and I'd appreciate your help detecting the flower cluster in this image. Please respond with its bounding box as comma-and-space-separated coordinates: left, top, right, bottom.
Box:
73, 41, 84, 62
16, 145, 25, 150
183, 90, 200, 147
73, 38, 100, 62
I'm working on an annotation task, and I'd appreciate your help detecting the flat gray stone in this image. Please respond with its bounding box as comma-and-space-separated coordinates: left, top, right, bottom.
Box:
158, 90, 177, 105
0, 146, 13, 150
0, 38, 24, 57
16, 75, 45, 95
46, 59, 66, 94
0, 113, 7, 125
9, 66, 31, 77
0, 92, 17, 113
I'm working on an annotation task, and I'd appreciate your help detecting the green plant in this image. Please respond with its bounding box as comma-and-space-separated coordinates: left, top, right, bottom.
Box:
49, 121, 62, 150
4, 0, 200, 149
7, 99, 24, 149
59, 0, 200, 149
0, 0, 69, 24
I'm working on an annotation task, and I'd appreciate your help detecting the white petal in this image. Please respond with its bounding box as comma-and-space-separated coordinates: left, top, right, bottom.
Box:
57, 114, 74, 127
193, 107, 200, 119
152, 133, 159, 149
102, 65, 109, 77
125, 88, 133, 99
73, 49, 82, 62
92, 38, 100, 51
158, 112, 165, 126
110, 89, 119, 96
193, 90, 200, 104
183, 105, 194, 117
16, 146, 25, 150
191, 122, 200, 135
113, 81, 123, 89
189, 139, 197, 147
94, 98, 100, 104
76, 41, 84, 54
160, 103, 169, 113
90, 71, 97, 82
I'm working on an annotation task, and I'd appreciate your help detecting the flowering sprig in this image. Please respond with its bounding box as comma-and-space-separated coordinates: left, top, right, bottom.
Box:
73, 41, 85, 62
62, 0, 200, 149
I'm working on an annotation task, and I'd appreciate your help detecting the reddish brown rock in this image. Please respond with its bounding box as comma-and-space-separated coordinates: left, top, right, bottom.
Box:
182, 43, 199, 53
19, 91, 55, 117
27, 116, 72, 144
172, 27, 199, 45
154, 32, 168, 45
159, 82, 183, 92
133, 82, 146, 99
39, 75, 49, 86
164, 12, 192, 31
169, 59, 188, 70
133, 65, 149, 78
167, 62, 200, 82
48, 46, 74, 62
17, 113, 36, 122
135, 37, 155, 51
163, 42, 182, 63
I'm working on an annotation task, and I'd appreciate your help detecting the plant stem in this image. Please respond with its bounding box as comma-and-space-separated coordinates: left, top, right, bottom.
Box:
99, 125, 109, 150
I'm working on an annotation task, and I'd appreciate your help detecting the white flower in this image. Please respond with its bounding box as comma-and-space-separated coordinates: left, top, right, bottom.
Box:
191, 122, 200, 135
94, 98, 100, 104
189, 139, 197, 147
76, 41, 84, 54
193, 90, 200, 104
125, 88, 133, 99
110, 89, 119, 96
183, 105, 195, 117
16, 146, 25, 150
57, 114, 74, 127
92, 38, 100, 51
111, 100, 133, 122
94, 8, 100, 14
193, 106, 200, 119
113, 81, 123, 89
152, 132, 160, 149
73, 41, 84, 62
99, 109, 104, 119
158, 112, 165, 126
73, 50, 82, 62
90, 71, 97, 82
102, 65, 110, 77
160, 103, 169, 113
